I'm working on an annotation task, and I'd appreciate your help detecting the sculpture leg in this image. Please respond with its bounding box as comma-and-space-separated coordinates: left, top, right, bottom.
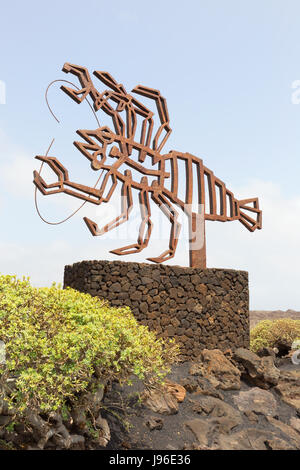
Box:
110, 178, 152, 255
84, 170, 133, 236
147, 192, 181, 263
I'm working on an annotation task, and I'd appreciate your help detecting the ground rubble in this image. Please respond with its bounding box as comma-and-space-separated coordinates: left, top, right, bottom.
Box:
0, 347, 299, 450
102, 347, 300, 450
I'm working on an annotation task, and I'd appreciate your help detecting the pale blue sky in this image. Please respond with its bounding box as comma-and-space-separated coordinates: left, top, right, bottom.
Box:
0, 0, 300, 310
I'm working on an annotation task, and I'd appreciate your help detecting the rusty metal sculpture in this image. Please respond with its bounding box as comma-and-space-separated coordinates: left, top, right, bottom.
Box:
33, 63, 262, 268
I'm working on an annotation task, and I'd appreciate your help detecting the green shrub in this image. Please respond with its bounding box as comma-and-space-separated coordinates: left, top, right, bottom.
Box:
250, 318, 300, 353
0, 274, 178, 414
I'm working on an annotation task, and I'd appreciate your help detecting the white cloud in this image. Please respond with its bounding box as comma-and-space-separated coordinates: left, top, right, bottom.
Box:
1, 154, 35, 198
0, 240, 69, 286
0, 129, 34, 199
0, 130, 86, 215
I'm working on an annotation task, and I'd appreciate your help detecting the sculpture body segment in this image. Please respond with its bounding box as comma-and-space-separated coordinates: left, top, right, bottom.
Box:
33, 63, 262, 268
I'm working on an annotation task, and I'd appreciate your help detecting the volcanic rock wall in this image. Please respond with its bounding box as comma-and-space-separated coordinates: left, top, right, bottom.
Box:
64, 260, 249, 361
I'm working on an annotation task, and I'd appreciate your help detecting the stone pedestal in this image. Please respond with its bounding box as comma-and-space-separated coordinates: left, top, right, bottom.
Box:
64, 260, 249, 361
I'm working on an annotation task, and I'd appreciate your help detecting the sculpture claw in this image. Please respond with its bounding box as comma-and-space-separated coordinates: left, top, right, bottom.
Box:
33, 156, 69, 195
33, 170, 63, 195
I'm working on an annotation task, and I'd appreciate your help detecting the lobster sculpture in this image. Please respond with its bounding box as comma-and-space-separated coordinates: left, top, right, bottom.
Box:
33, 63, 262, 268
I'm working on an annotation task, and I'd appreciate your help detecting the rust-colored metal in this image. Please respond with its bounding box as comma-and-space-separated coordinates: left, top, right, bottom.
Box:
33, 63, 262, 268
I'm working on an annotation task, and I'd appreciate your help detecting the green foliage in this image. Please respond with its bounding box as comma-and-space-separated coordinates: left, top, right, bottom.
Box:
0, 439, 16, 450
0, 274, 178, 414
5, 422, 15, 432
250, 318, 300, 352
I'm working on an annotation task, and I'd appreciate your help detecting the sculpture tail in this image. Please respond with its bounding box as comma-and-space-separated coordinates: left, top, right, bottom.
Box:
238, 198, 262, 232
